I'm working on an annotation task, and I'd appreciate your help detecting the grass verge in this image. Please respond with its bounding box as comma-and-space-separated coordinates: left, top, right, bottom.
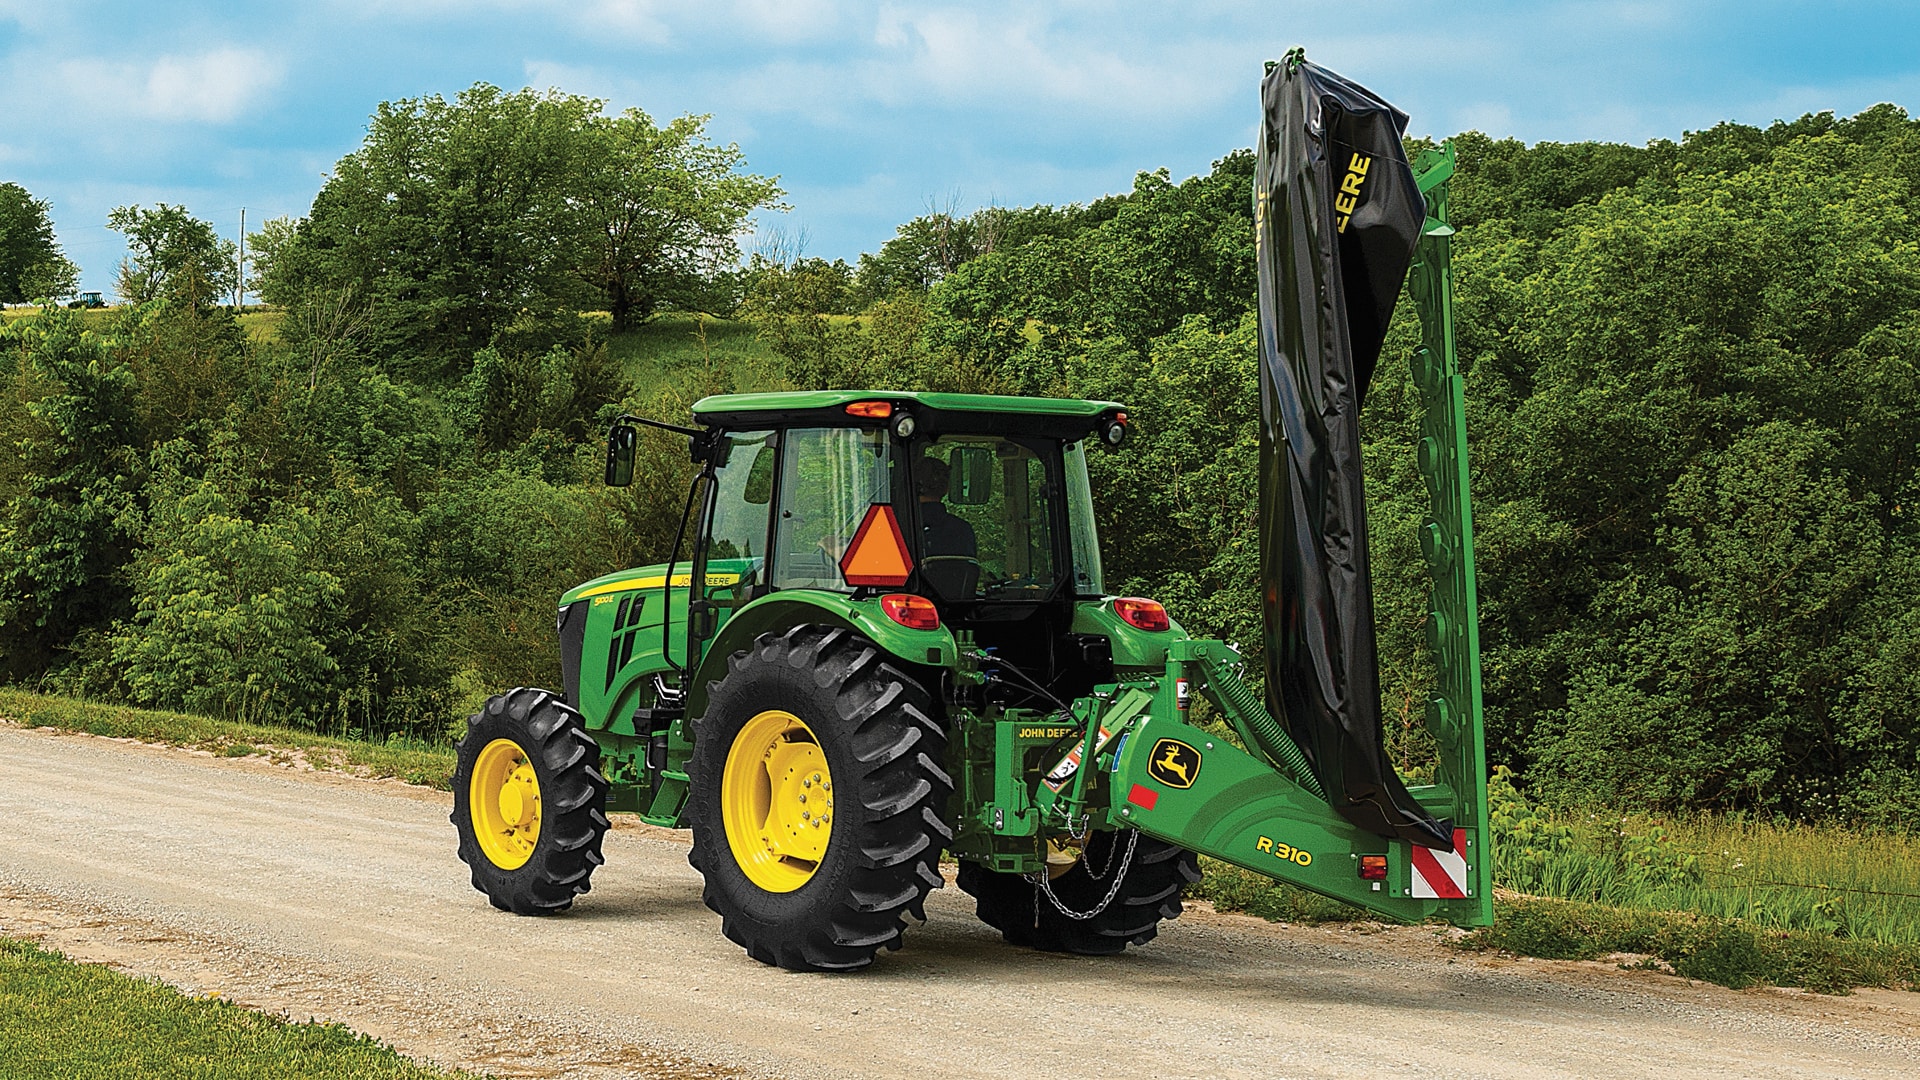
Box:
1, 937, 474, 1079
1194, 859, 1920, 994
0, 689, 456, 790
1462, 893, 1920, 994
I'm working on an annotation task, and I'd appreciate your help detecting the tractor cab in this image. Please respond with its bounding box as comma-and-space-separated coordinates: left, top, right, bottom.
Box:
672, 392, 1138, 706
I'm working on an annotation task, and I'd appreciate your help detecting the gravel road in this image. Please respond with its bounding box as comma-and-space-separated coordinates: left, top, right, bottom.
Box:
2, 722, 1915, 1079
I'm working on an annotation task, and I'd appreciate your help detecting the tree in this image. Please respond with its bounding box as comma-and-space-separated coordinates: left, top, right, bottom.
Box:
0, 308, 142, 678
107, 204, 237, 305
0, 183, 79, 303
284, 85, 604, 369
244, 215, 304, 306
272, 85, 783, 366
579, 109, 784, 329
109, 480, 344, 727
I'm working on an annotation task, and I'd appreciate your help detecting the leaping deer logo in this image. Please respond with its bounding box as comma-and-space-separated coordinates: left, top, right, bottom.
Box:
1147, 739, 1201, 789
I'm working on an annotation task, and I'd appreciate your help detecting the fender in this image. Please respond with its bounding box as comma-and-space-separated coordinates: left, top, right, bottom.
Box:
686, 591, 957, 722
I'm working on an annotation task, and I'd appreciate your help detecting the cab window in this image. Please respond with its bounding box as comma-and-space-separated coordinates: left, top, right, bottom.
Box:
705, 430, 776, 588
772, 427, 899, 592
912, 436, 1060, 602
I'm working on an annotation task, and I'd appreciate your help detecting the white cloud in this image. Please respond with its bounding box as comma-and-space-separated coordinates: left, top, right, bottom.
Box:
573, 0, 672, 45
55, 48, 283, 124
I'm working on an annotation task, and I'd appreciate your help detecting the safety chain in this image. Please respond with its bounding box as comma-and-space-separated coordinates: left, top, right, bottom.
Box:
1032, 828, 1140, 921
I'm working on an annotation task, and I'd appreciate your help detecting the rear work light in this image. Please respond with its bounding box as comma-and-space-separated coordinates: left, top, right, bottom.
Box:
881, 593, 940, 630
1359, 854, 1389, 881
845, 400, 893, 418
1113, 597, 1170, 632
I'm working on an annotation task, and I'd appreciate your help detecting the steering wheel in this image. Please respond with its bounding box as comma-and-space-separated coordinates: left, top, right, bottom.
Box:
921, 555, 982, 599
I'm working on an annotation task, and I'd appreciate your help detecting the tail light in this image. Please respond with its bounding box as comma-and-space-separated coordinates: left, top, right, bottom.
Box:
1359, 854, 1389, 881
881, 593, 940, 630
1113, 597, 1170, 632
845, 401, 893, 418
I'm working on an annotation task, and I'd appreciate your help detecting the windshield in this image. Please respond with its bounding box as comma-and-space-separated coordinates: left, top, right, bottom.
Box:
911, 435, 1060, 602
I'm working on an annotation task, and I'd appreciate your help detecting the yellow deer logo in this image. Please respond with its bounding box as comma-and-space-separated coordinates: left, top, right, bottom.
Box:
1146, 739, 1201, 790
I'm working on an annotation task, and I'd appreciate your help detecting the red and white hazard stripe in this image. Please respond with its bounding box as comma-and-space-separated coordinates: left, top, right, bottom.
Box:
1409, 828, 1469, 899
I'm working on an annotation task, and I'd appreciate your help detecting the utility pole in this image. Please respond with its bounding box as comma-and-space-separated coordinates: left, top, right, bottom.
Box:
236, 207, 246, 310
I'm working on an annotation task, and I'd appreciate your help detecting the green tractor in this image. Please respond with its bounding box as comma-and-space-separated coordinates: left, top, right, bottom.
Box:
450, 58, 1494, 971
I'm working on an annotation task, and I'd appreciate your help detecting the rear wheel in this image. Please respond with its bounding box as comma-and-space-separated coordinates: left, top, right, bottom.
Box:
958, 831, 1201, 954
452, 687, 610, 914
688, 625, 953, 971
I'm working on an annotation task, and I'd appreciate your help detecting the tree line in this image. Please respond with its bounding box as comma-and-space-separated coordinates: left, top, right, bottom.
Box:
1, 85, 1914, 826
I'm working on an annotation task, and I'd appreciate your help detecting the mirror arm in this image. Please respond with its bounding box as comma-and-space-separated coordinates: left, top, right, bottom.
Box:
613, 412, 703, 440
611, 413, 720, 465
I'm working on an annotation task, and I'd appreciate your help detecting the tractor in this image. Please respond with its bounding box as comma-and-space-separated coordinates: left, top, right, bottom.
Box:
64, 290, 105, 309
450, 56, 1495, 971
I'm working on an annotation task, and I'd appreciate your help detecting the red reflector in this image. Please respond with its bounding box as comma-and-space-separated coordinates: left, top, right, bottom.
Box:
1359, 854, 1389, 881
845, 400, 893, 418
839, 505, 914, 587
1127, 783, 1159, 810
1113, 597, 1170, 632
880, 593, 940, 630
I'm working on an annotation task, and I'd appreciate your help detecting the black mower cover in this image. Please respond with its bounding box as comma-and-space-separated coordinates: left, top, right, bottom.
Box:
1254, 56, 1452, 850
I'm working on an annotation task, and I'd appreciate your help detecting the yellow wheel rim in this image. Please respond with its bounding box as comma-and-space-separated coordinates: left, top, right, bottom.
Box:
470, 738, 542, 870
722, 709, 833, 893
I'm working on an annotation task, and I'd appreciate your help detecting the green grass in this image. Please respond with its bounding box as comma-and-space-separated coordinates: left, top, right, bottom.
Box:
1461, 895, 1920, 994
1196, 774, 1920, 993
1195, 865, 1920, 994
1, 937, 474, 1079
603, 311, 781, 388
1499, 811, 1920, 946
0, 689, 456, 790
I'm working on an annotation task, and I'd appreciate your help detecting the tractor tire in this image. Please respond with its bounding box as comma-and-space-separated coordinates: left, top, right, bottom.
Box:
958, 831, 1201, 955
452, 687, 610, 915
687, 625, 953, 972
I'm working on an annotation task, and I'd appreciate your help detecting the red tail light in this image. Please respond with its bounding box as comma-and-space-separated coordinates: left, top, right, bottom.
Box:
1359, 854, 1389, 881
845, 400, 893, 418
881, 593, 940, 630
1113, 597, 1170, 632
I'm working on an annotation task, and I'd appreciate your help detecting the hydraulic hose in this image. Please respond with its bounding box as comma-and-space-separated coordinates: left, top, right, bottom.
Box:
1206, 659, 1327, 801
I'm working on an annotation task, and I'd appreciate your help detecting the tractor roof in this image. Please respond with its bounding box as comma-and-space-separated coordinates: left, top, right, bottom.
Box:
691, 390, 1125, 439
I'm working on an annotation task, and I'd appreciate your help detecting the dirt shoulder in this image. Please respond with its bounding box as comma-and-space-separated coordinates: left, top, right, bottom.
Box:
2, 723, 1915, 1080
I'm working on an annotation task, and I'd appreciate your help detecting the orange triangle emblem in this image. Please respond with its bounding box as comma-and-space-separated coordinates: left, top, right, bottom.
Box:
839, 504, 914, 587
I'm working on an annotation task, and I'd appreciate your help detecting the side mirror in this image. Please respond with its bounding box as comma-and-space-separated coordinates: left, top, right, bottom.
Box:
948, 446, 994, 506
605, 424, 637, 486
743, 444, 776, 504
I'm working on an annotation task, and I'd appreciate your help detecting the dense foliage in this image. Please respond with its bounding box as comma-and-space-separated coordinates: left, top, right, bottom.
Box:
0, 183, 78, 304
3, 93, 1915, 825
256, 83, 783, 375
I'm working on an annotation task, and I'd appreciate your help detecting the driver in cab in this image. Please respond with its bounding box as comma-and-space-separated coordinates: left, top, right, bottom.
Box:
915, 456, 976, 559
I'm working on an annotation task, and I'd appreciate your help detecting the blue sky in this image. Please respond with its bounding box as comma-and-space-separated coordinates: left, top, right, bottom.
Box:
4, 1, 1918, 296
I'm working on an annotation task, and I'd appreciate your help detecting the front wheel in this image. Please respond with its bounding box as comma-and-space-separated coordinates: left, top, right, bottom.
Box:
687, 625, 953, 971
452, 687, 610, 914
